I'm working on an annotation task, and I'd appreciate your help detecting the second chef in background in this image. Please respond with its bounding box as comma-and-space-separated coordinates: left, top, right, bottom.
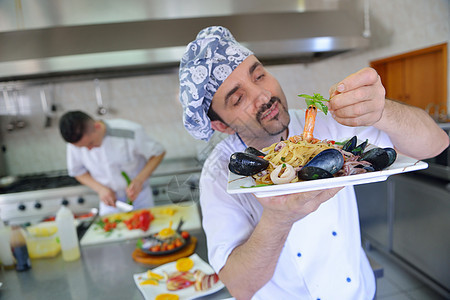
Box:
59, 110, 165, 215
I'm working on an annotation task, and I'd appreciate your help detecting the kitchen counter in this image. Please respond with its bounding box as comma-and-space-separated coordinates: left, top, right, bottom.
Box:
0, 228, 232, 300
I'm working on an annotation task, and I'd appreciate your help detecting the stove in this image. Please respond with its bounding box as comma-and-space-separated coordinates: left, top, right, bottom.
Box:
0, 171, 99, 226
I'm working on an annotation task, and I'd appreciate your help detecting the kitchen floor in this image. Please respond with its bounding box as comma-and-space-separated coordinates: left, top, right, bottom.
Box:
366, 248, 447, 300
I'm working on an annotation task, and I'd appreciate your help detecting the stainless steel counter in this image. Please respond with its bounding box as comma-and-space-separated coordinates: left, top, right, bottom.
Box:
0, 228, 232, 300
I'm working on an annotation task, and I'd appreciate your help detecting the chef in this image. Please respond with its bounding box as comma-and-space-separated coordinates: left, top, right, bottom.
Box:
59, 110, 165, 215
178, 26, 449, 299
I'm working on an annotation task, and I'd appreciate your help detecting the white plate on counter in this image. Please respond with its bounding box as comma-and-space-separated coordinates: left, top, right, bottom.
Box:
133, 253, 224, 300
227, 153, 428, 198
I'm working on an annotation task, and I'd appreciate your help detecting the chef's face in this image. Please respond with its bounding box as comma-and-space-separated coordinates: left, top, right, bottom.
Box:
73, 122, 103, 150
210, 55, 290, 143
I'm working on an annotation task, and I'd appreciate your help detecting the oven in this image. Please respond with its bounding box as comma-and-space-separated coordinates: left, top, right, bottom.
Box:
0, 170, 99, 226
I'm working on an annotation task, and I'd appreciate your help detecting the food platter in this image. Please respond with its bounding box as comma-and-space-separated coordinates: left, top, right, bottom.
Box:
138, 233, 191, 256
227, 153, 428, 197
133, 253, 225, 300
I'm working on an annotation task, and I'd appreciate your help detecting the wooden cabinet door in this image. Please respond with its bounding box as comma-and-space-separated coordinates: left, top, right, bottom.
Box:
371, 43, 447, 111
404, 49, 446, 110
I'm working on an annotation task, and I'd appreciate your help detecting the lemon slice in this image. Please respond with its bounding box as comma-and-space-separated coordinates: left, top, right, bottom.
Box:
147, 271, 164, 280
139, 279, 159, 285
155, 294, 179, 300
175, 257, 194, 272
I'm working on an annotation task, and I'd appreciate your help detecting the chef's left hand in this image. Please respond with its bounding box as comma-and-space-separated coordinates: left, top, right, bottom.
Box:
328, 67, 386, 127
126, 179, 143, 201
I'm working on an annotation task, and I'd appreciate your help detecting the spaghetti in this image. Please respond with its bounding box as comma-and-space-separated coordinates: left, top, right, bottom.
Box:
253, 136, 336, 185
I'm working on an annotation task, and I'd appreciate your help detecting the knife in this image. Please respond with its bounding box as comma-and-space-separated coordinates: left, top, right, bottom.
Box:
116, 201, 133, 212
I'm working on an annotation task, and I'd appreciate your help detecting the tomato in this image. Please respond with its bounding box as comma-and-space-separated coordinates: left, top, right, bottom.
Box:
181, 231, 190, 239
174, 238, 183, 248
150, 245, 161, 252
167, 244, 175, 251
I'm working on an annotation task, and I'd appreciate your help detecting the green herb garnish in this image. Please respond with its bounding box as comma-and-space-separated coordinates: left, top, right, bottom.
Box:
281, 157, 286, 162
282, 163, 286, 168
298, 93, 329, 115
240, 183, 274, 188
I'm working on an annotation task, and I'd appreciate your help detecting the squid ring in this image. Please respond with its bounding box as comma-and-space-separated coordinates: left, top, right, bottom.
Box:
270, 163, 296, 184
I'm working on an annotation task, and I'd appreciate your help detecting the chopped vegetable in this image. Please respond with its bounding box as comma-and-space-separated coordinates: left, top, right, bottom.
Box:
166, 271, 195, 291
298, 93, 330, 115
121, 171, 133, 205
176, 257, 194, 272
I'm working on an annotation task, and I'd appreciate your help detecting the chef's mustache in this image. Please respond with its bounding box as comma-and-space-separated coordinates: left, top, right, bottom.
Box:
256, 97, 281, 122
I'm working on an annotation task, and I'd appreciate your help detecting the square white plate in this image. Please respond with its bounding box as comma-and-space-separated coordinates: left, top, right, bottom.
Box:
133, 253, 225, 300
227, 153, 428, 198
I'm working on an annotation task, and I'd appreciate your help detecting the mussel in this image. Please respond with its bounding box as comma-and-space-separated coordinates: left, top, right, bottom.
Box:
229, 152, 269, 176
245, 147, 266, 157
359, 147, 396, 171
342, 136, 368, 156
298, 149, 344, 180
342, 136, 357, 152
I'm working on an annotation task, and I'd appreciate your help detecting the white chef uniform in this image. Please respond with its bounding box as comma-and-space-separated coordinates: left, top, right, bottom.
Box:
67, 119, 165, 215
200, 109, 393, 299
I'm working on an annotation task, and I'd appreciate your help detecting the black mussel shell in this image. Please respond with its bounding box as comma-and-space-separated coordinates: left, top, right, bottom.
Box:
359, 148, 390, 171
228, 152, 269, 176
245, 147, 266, 157
352, 139, 368, 156
384, 148, 397, 167
342, 136, 357, 152
298, 166, 333, 181
304, 148, 344, 175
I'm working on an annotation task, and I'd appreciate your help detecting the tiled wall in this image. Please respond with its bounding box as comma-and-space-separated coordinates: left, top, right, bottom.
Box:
1, 0, 448, 175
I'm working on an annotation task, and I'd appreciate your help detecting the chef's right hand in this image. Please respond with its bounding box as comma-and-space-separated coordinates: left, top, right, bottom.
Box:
98, 186, 117, 207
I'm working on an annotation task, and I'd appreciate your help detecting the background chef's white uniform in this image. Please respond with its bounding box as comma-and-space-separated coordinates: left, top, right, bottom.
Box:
200, 109, 393, 299
67, 119, 165, 215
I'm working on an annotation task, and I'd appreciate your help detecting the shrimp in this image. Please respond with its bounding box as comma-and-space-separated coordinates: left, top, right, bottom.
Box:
302, 105, 317, 142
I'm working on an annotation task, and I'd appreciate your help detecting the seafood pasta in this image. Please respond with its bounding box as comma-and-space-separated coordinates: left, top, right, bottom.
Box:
254, 137, 336, 185
228, 94, 397, 186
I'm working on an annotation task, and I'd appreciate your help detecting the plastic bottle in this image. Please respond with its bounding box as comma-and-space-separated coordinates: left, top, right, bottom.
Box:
10, 226, 31, 271
0, 217, 15, 269
56, 205, 80, 261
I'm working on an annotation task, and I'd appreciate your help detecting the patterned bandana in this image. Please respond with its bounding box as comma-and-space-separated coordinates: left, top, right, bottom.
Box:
179, 26, 253, 141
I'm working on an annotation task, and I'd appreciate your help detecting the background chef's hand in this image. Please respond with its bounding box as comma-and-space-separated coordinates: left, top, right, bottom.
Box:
328, 67, 386, 127
98, 186, 117, 207
256, 187, 343, 226
126, 179, 144, 201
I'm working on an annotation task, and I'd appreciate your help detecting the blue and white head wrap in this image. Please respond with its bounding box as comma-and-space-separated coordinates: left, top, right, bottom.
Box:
179, 26, 253, 141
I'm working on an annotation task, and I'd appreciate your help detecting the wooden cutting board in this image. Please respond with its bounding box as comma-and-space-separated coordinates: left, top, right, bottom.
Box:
132, 236, 197, 266
80, 203, 201, 246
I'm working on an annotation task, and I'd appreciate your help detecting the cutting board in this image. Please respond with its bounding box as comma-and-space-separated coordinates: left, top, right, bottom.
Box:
80, 203, 202, 246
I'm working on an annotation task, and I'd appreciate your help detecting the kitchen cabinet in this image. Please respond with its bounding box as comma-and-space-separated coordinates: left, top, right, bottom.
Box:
356, 172, 450, 297
392, 173, 450, 293
355, 177, 394, 251
371, 43, 447, 111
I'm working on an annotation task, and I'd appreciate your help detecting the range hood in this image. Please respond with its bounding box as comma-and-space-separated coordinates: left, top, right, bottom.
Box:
0, 0, 370, 81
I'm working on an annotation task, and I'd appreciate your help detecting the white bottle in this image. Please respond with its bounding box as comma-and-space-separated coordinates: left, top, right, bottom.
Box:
0, 217, 15, 269
55, 205, 80, 261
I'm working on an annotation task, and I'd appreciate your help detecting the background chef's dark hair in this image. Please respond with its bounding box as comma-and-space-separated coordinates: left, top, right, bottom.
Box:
59, 111, 94, 143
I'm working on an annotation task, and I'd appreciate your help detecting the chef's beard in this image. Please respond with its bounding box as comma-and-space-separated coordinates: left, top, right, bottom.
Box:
256, 97, 290, 136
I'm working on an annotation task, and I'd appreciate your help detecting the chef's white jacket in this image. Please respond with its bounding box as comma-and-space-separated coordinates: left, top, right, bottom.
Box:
67, 119, 165, 215
200, 110, 393, 299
